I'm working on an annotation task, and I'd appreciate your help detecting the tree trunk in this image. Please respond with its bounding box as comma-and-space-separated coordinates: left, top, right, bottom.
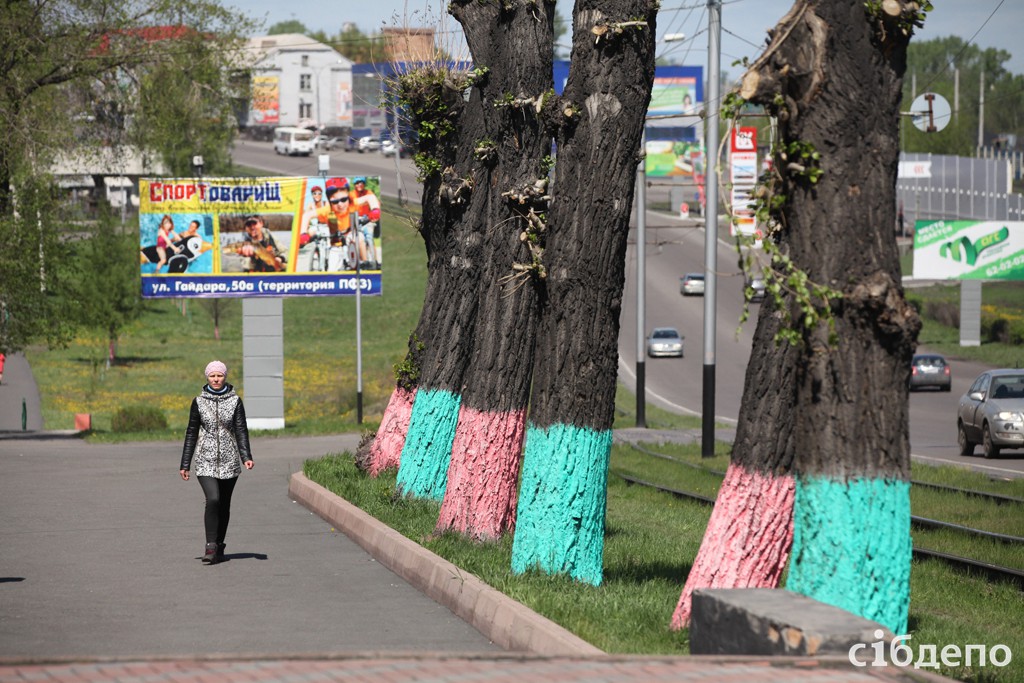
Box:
511, 0, 657, 585
433, 0, 554, 541
673, 0, 920, 633
393, 56, 491, 501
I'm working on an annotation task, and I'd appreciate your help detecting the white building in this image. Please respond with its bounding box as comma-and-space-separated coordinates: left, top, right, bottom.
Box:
243, 34, 353, 134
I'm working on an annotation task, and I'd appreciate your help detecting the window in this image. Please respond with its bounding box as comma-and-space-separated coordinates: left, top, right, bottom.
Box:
300, 74, 312, 92
299, 102, 313, 119
301, 55, 309, 67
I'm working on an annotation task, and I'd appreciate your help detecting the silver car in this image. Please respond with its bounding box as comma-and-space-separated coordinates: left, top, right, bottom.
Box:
957, 369, 1024, 458
646, 327, 684, 358
680, 273, 705, 296
909, 353, 951, 392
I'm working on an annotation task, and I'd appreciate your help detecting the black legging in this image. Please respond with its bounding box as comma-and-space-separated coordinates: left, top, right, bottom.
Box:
197, 476, 238, 545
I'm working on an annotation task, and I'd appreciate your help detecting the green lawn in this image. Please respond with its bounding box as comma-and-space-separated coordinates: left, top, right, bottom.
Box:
305, 445, 1024, 683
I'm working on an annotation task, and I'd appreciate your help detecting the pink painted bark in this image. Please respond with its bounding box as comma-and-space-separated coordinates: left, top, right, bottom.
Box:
434, 406, 527, 541
366, 387, 416, 477
670, 462, 796, 630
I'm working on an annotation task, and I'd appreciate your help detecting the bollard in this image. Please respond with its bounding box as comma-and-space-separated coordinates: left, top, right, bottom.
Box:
22, 398, 27, 431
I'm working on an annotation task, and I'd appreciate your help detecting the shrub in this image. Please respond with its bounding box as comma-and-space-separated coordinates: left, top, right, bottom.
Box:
925, 301, 960, 329
986, 317, 1011, 344
112, 405, 169, 433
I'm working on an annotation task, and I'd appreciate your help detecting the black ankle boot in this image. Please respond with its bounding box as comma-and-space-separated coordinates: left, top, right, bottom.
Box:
215, 543, 226, 563
202, 542, 218, 564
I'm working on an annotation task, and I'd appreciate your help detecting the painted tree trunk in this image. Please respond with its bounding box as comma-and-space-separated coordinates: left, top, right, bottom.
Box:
512, 0, 657, 585
392, 59, 493, 501
673, 0, 921, 634
363, 385, 415, 476
437, 406, 528, 540
670, 462, 796, 629
672, 294, 801, 627
434, 0, 554, 540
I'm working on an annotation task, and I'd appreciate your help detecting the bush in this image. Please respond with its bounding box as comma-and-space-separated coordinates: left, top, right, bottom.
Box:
111, 405, 168, 433
986, 317, 1012, 344
925, 301, 960, 329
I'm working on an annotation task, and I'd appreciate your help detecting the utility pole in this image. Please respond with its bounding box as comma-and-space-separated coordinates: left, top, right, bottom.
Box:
978, 69, 985, 149
635, 131, 647, 428
701, 0, 721, 458
954, 68, 959, 122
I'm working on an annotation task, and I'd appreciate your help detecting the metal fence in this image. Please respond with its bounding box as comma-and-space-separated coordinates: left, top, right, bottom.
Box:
897, 152, 1024, 223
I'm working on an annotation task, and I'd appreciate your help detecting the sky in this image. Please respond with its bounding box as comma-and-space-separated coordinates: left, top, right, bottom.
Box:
230, 0, 1024, 77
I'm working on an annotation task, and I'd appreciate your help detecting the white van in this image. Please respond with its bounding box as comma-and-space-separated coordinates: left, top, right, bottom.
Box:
273, 127, 315, 156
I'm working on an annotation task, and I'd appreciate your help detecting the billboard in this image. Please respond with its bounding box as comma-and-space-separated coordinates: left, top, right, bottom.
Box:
139, 176, 383, 298
913, 220, 1024, 280
251, 76, 280, 125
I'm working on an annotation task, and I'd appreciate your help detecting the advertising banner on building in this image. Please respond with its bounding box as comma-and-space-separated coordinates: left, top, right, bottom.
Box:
252, 76, 280, 125
913, 220, 1024, 280
139, 176, 383, 298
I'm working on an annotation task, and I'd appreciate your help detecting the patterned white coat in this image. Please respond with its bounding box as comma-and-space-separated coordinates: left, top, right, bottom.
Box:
180, 384, 252, 478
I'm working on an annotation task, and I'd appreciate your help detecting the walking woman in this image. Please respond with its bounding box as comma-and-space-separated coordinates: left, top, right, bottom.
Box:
179, 360, 254, 564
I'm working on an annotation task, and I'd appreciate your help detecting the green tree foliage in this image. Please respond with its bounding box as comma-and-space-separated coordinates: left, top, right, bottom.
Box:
0, 0, 254, 352
0, 179, 77, 353
66, 216, 145, 365
130, 29, 247, 175
268, 20, 308, 35
902, 36, 1023, 154
332, 23, 384, 63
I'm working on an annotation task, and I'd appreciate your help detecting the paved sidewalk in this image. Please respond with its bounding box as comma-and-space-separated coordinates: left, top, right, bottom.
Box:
0, 353, 43, 432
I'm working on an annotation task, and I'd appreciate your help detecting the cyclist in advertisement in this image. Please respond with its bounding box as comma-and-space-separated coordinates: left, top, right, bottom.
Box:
350, 177, 380, 269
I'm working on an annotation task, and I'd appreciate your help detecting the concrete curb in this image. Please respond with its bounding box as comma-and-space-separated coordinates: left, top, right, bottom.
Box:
288, 472, 604, 657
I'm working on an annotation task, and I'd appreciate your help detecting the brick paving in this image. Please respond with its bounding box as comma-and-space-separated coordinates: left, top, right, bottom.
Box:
0, 655, 950, 683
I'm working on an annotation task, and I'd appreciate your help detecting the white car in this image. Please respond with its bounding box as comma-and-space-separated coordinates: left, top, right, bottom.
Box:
356, 136, 381, 153
646, 327, 684, 358
680, 273, 705, 296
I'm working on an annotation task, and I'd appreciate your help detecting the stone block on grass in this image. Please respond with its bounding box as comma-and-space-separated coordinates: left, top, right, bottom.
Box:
690, 588, 892, 657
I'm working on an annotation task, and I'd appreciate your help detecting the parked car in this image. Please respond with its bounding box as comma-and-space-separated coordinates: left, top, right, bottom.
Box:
956, 369, 1024, 458
381, 138, 413, 158
314, 135, 340, 151
909, 353, 951, 392
680, 273, 705, 296
745, 276, 766, 303
646, 327, 684, 358
356, 135, 381, 153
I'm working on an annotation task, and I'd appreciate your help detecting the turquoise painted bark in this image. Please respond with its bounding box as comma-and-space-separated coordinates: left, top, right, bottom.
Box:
511, 423, 612, 585
786, 477, 912, 634
396, 389, 461, 501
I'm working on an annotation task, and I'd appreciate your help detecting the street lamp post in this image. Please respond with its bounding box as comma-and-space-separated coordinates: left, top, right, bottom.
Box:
634, 32, 690, 428
635, 130, 647, 428
702, 0, 722, 457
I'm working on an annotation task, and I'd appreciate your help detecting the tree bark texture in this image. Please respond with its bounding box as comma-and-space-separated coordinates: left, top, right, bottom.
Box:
674, 0, 921, 633
512, 0, 657, 585
395, 52, 491, 500
434, 0, 555, 539
361, 386, 416, 476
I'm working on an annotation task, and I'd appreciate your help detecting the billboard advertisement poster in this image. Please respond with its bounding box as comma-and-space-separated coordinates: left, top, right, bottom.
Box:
139, 176, 383, 298
252, 76, 280, 125
646, 140, 704, 177
913, 220, 1024, 280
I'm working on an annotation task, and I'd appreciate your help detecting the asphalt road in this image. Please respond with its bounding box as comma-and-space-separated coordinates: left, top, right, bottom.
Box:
230, 139, 1023, 479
